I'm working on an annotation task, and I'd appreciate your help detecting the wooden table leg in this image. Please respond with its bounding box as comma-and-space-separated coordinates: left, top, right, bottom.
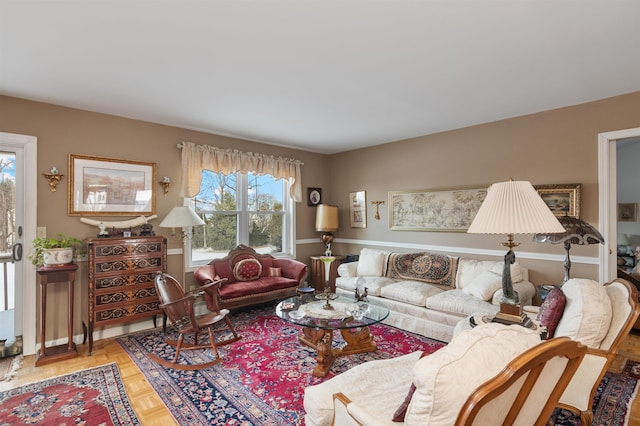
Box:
339, 326, 377, 356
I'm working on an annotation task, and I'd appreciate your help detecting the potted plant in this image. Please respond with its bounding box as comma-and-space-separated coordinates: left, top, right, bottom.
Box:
29, 234, 83, 267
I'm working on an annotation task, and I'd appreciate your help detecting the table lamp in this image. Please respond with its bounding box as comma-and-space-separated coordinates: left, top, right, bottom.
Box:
159, 206, 205, 241
468, 180, 564, 324
533, 216, 604, 283
315, 204, 339, 256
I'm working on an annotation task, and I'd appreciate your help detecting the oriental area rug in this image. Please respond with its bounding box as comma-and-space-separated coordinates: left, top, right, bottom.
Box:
117, 305, 639, 425
0, 363, 140, 425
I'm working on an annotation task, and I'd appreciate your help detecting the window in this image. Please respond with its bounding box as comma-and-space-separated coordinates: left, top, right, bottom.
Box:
186, 170, 294, 268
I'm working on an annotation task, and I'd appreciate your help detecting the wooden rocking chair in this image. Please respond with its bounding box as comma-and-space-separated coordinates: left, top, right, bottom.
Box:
151, 272, 241, 370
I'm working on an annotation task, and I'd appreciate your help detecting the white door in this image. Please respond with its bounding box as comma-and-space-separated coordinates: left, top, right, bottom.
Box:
0, 133, 37, 356
599, 127, 640, 283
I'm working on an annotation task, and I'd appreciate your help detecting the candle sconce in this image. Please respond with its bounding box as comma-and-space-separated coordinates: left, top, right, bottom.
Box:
43, 167, 63, 192
159, 176, 172, 196
371, 201, 385, 220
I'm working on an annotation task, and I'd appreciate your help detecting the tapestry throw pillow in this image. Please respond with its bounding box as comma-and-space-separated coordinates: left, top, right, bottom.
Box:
386, 252, 459, 290
392, 351, 431, 422
536, 286, 566, 338
233, 258, 263, 281
462, 271, 502, 301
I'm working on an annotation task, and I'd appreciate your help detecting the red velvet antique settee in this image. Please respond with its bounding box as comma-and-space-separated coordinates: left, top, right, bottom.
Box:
194, 245, 308, 310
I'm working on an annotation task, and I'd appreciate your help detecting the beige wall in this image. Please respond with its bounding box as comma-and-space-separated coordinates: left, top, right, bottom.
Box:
0, 95, 330, 342
327, 91, 640, 285
2, 91, 640, 345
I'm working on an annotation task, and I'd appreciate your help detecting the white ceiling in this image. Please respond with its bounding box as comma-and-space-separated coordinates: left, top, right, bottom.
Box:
2, 1, 640, 155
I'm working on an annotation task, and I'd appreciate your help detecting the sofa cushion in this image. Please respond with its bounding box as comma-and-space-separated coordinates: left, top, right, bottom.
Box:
392, 351, 432, 422
335, 276, 395, 297
426, 289, 499, 316
554, 278, 612, 348
405, 323, 541, 424
380, 281, 443, 307
356, 248, 388, 277
456, 259, 524, 289
233, 258, 263, 281
386, 252, 459, 290
537, 286, 566, 338
462, 271, 502, 301
219, 276, 298, 300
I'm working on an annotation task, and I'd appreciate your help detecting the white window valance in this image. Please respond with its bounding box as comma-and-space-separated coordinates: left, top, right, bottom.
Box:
179, 141, 304, 202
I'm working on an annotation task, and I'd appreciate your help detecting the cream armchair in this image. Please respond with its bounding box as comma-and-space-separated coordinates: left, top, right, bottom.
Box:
532, 278, 640, 425
304, 324, 584, 426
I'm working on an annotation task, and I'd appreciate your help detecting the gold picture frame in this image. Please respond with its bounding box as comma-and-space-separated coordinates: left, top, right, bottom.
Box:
349, 191, 367, 228
534, 183, 581, 219
389, 186, 488, 232
618, 203, 637, 222
68, 154, 156, 216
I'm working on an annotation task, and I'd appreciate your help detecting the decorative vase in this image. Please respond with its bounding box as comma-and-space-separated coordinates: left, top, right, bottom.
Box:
43, 248, 74, 266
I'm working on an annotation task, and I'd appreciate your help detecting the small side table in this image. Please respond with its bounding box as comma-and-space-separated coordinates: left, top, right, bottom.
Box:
36, 264, 78, 366
309, 255, 345, 292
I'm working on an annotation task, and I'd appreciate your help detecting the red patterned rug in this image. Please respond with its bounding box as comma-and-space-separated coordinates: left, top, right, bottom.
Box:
117, 304, 639, 425
117, 304, 445, 425
0, 363, 140, 425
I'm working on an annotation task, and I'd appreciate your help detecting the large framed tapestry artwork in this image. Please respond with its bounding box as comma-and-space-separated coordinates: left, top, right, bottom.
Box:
68, 154, 156, 216
534, 183, 581, 219
389, 186, 487, 232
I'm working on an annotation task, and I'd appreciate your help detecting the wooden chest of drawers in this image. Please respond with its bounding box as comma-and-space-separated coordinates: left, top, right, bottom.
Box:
87, 236, 166, 354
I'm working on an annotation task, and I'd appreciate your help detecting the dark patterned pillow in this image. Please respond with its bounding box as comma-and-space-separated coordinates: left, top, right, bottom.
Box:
537, 286, 566, 338
233, 258, 263, 281
392, 351, 431, 422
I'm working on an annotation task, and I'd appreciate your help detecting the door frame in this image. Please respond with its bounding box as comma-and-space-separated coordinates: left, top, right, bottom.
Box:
598, 127, 640, 284
0, 132, 37, 355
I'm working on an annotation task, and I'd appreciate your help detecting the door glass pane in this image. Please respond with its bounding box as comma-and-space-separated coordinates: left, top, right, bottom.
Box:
0, 152, 16, 346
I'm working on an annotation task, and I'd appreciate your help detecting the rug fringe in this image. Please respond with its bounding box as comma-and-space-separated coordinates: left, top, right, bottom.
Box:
1, 355, 23, 382
624, 374, 640, 426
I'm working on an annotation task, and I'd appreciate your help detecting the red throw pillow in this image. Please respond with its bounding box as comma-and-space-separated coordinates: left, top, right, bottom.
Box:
233, 258, 263, 281
536, 286, 566, 338
392, 351, 431, 422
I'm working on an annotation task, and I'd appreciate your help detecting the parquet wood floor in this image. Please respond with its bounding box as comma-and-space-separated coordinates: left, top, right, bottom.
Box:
2, 333, 640, 425
0, 337, 178, 425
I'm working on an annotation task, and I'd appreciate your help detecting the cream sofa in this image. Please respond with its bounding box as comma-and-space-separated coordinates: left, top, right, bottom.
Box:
336, 248, 536, 342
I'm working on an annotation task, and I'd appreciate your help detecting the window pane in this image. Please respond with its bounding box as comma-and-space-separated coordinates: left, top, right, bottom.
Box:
249, 213, 283, 253
192, 213, 238, 261
196, 171, 237, 211
248, 173, 283, 212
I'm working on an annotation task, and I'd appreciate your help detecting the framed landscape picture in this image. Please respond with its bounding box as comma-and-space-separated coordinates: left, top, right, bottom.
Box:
618, 203, 637, 222
68, 154, 156, 216
534, 183, 581, 219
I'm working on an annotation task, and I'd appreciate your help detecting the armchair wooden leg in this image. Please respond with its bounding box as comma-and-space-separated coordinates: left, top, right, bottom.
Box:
580, 410, 593, 426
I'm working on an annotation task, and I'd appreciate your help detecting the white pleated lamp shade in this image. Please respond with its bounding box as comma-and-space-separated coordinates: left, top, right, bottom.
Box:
159, 206, 205, 228
468, 180, 564, 235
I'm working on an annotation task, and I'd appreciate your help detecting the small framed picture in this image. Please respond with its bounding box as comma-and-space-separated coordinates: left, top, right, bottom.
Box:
618, 203, 637, 222
123, 231, 132, 237
349, 191, 367, 228
307, 187, 322, 206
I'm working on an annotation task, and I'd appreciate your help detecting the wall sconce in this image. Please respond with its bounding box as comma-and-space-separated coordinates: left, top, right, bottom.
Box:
43, 166, 63, 192
371, 200, 385, 220
159, 176, 172, 196
158, 206, 204, 241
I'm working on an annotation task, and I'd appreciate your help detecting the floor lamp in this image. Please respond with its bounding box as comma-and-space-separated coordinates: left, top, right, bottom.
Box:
533, 215, 604, 284
468, 180, 564, 324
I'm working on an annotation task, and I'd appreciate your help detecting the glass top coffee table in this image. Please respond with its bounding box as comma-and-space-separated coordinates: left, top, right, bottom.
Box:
276, 294, 390, 377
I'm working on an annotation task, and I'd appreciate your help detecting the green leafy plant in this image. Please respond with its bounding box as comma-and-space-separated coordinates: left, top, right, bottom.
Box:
29, 234, 82, 266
